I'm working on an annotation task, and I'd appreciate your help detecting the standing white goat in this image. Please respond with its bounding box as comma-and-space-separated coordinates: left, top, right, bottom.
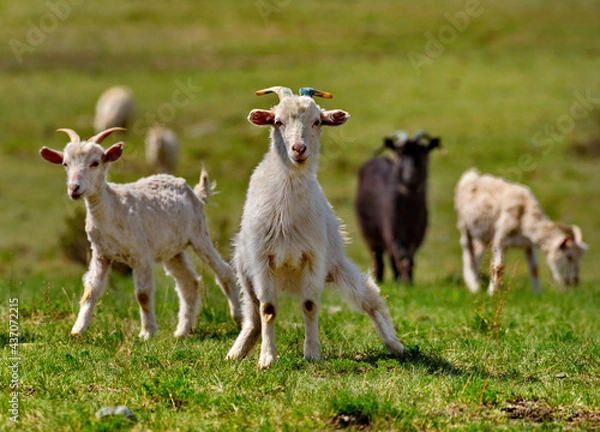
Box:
455, 169, 587, 294
40, 127, 241, 338
93, 86, 135, 133
226, 87, 405, 368
145, 125, 179, 174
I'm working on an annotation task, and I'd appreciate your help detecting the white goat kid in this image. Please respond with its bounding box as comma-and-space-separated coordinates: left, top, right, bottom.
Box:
145, 125, 179, 174
455, 169, 587, 294
226, 87, 405, 368
40, 128, 241, 338
94, 86, 135, 133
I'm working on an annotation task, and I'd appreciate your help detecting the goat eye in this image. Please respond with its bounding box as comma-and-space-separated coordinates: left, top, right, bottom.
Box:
275, 120, 284, 127
63, 162, 68, 168
90, 161, 99, 168
313, 120, 321, 127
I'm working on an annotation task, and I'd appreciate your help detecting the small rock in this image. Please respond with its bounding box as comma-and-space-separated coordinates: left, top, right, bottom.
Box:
555, 372, 569, 379
95, 405, 137, 422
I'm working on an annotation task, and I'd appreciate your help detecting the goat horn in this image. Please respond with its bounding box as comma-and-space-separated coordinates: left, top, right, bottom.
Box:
89, 127, 127, 144
299, 88, 334, 99
412, 130, 431, 142
56, 128, 81, 143
255, 86, 293, 101
392, 131, 409, 143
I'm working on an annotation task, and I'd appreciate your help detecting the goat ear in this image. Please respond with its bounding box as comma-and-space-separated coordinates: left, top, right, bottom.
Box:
103, 142, 124, 163
40, 147, 64, 165
248, 109, 275, 126
321, 110, 350, 127
428, 137, 441, 151
559, 236, 574, 250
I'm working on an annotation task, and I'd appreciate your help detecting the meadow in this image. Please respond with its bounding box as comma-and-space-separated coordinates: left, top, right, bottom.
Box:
0, 0, 599, 430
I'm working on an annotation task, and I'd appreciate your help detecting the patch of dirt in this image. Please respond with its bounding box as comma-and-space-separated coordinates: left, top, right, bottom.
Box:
503, 400, 554, 422
331, 413, 371, 431
502, 399, 600, 428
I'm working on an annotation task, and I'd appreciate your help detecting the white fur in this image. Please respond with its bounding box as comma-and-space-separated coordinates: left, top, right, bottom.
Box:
93, 86, 135, 133
455, 169, 587, 294
41, 130, 241, 339
226, 94, 405, 368
145, 126, 179, 174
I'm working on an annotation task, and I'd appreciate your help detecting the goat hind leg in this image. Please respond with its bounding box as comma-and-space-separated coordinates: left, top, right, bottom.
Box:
192, 235, 242, 328
226, 275, 261, 360
164, 252, 201, 337
332, 258, 405, 356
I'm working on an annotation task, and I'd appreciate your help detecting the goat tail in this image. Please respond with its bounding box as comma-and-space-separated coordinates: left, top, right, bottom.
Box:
457, 167, 480, 189
194, 165, 214, 203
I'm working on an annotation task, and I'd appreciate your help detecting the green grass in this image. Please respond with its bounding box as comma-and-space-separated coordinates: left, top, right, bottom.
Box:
1, 0, 599, 430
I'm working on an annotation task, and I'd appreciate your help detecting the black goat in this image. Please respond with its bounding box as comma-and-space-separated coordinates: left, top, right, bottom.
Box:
355, 131, 441, 284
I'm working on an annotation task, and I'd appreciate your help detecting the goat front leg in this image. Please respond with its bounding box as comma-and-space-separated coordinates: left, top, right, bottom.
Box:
460, 230, 480, 292
488, 241, 505, 295
133, 262, 157, 339
258, 298, 278, 368
371, 249, 385, 282
301, 266, 325, 361
250, 268, 278, 369
72, 255, 111, 336
525, 247, 542, 293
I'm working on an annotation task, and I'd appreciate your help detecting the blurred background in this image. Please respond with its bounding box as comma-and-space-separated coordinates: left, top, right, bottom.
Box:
0, 0, 598, 289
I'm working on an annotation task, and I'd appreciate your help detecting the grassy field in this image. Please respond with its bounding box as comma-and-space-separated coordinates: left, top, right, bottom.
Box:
1, 0, 599, 430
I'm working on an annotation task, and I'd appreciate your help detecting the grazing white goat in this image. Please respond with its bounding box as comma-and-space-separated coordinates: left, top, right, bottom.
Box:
40, 127, 241, 338
93, 86, 135, 133
455, 169, 587, 294
226, 87, 405, 368
145, 125, 179, 174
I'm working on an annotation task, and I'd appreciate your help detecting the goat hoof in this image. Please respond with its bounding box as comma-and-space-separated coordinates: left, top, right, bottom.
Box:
258, 354, 276, 369
387, 341, 406, 357
173, 324, 192, 338
138, 328, 156, 340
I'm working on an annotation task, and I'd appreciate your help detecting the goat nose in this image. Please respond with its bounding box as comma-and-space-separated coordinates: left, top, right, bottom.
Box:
69, 184, 80, 194
292, 144, 306, 156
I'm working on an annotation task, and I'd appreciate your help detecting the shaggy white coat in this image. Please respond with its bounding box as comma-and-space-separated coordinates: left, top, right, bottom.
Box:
226, 95, 405, 368
40, 129, 241, 338
454, 169, 587, 294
